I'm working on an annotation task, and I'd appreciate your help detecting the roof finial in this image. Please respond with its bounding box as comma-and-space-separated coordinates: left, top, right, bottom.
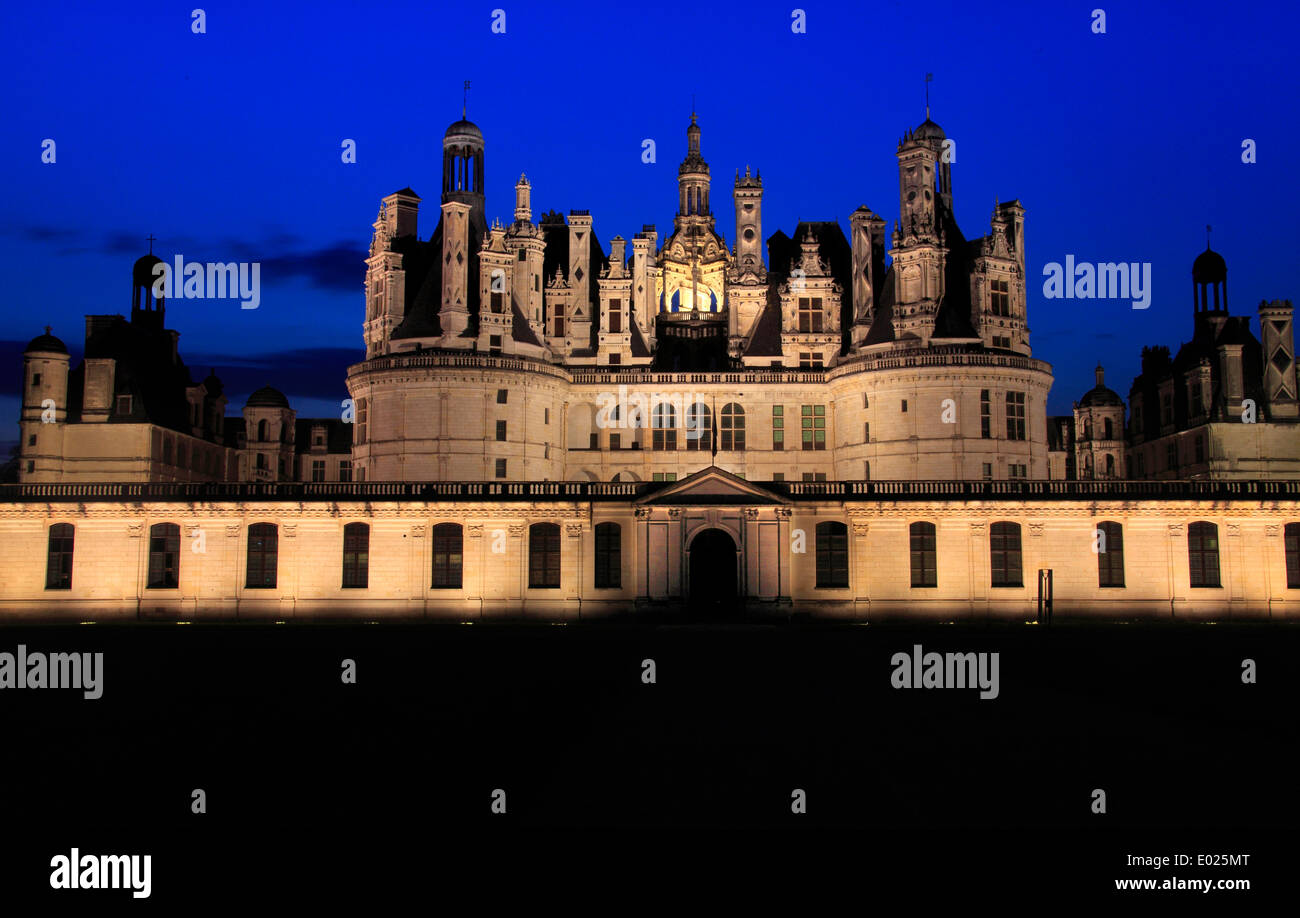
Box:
463, 79, 470, 118
45, 325, 52, 335
924, 72, 933, 119
1206, 223, 1212, 249
146, 233, 157, 254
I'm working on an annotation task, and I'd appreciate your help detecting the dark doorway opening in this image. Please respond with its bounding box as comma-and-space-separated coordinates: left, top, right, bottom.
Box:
689, 528, 738, 615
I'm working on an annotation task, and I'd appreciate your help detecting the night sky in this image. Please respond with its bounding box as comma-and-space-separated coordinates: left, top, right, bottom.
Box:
3, 0, 1297, 456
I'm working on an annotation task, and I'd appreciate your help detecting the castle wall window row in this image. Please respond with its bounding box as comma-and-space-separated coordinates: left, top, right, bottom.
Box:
35, 515, 1297, 601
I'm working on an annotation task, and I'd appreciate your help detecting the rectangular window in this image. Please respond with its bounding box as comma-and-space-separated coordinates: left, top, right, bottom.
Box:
311, 460, 326, 482
1005, 392, 1026, 440
32, 373, 41, 386
497, 389, 508, 404
609, 353, 620, 366
772, 473, 785, 482
339, 460, 352, 482
1166, 441, 1178, 471
910, 521, 937, 588
1160, 392, 1172, 426
609, 433, 621, 450
1096, 521, 1125, 588
245, 524, 278, 589
116, 394, 133, 415
431, 524, 463, 588
1194, 434, 1205, 464
990, 278, 1010, 316
1009, 463, 1027, 479
147, 523, 180, 589
864, 421, 870, 443
594, 522, 621, 589
801, 404, 826, 451
488, 334, 502, 354
990, 521, 1023, 587
355, 398, 367, 446
609, 304, 622, 333
495, 458, 507, 478
652, 472, 678, 482
815, 522, 849, 588
496, 420, 507, 441
982, 463, 993, 480
1285, 523, 1300, 589
902, 399, 908, 413
1188, 522, 1221, 588
772, 405, 784, 450
552, 303, 566, 338
797, 297, 823, 333
45, 524, 74, 590
529, 523, 561, 589
27, 434, 36, 447
342, 523, 369, 589
801, 472, 827, 482
863, 461, 870, 480
490, 289, 504, 313
980, 390, 991, 438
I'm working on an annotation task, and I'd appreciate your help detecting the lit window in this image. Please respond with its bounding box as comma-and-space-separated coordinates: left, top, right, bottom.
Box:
800, 405, 826, 451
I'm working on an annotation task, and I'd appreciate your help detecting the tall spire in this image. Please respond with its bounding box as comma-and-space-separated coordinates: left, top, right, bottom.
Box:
924, 72, 933, 119
462, 79, 470, 118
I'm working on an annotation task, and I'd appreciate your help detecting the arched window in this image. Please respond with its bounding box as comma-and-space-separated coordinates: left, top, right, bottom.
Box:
1188, 522, 1220, 588
815, 521, 849, 588
990, 522, 1023, 587
1083, 453, 1094, 479
246, 523, 278, 589
45, 523, 74, 590
685, 402, 711, 451
652, 402, 677, 450
1084, 418, 1093, 440
909, 521, 937, 588
1105, 454, 1115, 477
594, 522, 621, 589
1104, 417, 1114, 440
529, 523, 561, 589
256, 453, 267, 471
431, 523, 463, 589
720, 403, 745, 451
1096, 521, 1124, 587
147, 522, 180, 589
342, 522, 369, 589
1285, 523, 1300, 589
257, 419, 269, 442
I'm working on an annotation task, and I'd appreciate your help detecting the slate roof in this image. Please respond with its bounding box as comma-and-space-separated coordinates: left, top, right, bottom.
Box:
294, 418, 353, 453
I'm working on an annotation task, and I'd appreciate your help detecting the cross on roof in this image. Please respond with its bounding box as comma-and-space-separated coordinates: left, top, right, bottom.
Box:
146, 233, 157, 254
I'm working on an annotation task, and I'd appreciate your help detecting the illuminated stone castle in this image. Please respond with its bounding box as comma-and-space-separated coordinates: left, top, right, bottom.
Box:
346, 109, 1051, 483
5, 108, 1299, 622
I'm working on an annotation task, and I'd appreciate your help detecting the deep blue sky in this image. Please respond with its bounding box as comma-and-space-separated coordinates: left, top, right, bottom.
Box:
3, 0, 1298, 452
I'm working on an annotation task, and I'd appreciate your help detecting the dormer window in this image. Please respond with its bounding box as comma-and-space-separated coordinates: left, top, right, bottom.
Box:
116, 394, 133, 415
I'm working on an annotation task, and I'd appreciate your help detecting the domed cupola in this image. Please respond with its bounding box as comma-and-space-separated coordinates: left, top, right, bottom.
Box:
1193, 242, 1227, 314
442, 108, 485, 214
25, 326, 68, 355
132, 250, 166, 325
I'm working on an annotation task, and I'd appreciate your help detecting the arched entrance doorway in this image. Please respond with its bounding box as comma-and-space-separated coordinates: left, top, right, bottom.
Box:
688, 528, 738, 615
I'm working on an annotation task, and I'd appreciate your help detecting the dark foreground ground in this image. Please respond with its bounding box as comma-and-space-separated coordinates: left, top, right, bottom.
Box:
0, 618, 1293, 906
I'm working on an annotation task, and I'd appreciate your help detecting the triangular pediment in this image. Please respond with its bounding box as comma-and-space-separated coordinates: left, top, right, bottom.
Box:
635, 466, 790, 506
